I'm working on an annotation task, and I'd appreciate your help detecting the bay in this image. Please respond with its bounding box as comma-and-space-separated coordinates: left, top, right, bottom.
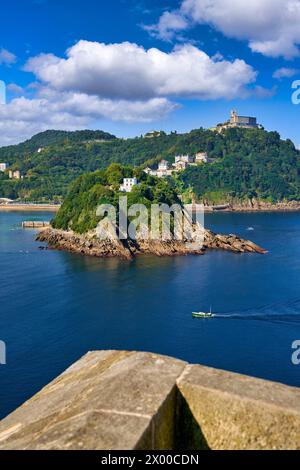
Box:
0, 210, 299, 419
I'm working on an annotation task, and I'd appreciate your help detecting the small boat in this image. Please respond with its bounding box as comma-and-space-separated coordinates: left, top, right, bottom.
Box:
246, 227, 254, 231
192, 308, 215, 319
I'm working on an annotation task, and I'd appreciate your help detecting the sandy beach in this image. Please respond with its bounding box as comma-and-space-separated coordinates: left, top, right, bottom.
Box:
0, 204, 60, 212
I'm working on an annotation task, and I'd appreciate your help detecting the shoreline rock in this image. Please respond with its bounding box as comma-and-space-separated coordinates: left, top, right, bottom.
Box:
36, 227, 267, 260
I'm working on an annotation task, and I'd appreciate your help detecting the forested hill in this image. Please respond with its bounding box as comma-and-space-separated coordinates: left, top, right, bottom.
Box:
0, 127, 299, 203
0, 130, 116, 159
179, 128, 300, 203
0, 127, 224, 200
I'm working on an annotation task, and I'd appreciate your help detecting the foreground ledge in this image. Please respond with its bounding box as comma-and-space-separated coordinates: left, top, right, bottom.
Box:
0, 351, 299, 450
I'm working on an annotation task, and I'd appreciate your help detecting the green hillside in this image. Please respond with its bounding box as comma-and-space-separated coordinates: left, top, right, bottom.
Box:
179, 128, 300, 203
0, 127, 299, 203
0, 129, 116, 158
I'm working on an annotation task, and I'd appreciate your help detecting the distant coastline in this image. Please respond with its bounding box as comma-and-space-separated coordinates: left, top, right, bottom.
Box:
202, 201, 300, 213
0, 204, 60, 212
1, 201, 299, 214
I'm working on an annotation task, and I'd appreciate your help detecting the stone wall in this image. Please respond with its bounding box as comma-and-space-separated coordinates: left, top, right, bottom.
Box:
0, 351, 299, 450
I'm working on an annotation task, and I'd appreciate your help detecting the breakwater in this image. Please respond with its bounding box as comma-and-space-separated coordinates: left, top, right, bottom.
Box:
22, 221, 50, 229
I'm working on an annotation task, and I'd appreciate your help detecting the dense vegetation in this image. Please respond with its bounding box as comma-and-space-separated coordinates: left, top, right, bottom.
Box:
0, 127, 224, 201
0, 126, 299, 203
52, 164, 181, 234
179, 128, 300, 203
0, 130, 116, 158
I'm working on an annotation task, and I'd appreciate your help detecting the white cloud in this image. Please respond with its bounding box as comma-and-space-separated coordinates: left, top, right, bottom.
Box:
273, 67, 298, 80
149, 0, 300, 58
0, 40, 260, 145
7, 83, 24, 94
0, 91, 176, 145
0, 48, 16, 65
25, 40, 257, 100
144, 11, 190, 41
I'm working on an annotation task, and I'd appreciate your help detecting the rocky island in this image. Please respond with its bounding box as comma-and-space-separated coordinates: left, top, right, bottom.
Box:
37, 227, 266, 259
37, 165, 266, 259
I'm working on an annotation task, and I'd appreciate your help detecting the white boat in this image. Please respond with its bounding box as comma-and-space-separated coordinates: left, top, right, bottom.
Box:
192, 307, 214, 319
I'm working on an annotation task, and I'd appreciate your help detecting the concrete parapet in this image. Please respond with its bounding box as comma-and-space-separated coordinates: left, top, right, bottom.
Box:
0, 351, 299, 450
176, 365, 300, 450
0, 351, 186, 450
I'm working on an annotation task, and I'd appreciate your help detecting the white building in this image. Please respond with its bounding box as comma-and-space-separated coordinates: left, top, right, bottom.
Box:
157, 160, 173, 178
0, 163, 7, 172
143, 167, 158, 177
175, 155, 194, 164
120, 177, 138, 193
173, 160, 189, 171
195, 152, 208, 163
158, 160, 169, 171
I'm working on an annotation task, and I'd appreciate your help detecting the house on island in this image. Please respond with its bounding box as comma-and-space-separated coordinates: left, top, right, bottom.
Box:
120, 178, 138, 193
0, 163, 7, 172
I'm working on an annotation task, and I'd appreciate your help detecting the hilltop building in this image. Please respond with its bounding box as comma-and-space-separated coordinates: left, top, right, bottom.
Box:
144, 131, 164, 139
0, 163, 7, 172
229, 110, 258, 128
214, 110, 260, 132
120, 178, 138, 193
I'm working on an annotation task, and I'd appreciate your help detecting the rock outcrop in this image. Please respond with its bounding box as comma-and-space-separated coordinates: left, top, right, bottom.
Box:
203, 229, 267, 254
36, 225, 267, 259
37, 228, 134, 260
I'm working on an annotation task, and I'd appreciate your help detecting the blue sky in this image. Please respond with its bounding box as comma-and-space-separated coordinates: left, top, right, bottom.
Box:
0, 0, 300, 145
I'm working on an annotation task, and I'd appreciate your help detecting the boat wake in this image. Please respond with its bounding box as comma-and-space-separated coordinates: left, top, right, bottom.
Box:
213, 313, 300, 324
213, 300, 300, 325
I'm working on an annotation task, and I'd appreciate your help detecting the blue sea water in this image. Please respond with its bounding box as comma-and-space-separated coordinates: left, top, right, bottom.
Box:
0, 210, 300, 419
